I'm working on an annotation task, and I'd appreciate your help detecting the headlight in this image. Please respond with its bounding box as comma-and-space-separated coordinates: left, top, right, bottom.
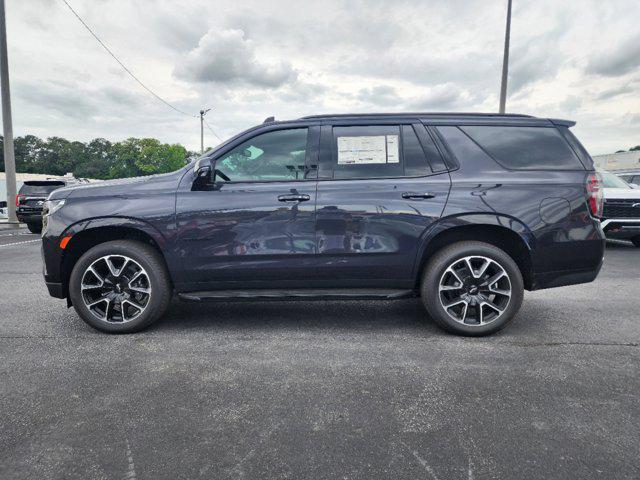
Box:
43, 199, 66, 216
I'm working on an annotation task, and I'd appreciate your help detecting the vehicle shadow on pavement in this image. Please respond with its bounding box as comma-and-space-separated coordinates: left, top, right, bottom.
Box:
605, 239, 636, 250
153, 297, 452, 336
150, 297, 549, 339
137, 241, 636, 338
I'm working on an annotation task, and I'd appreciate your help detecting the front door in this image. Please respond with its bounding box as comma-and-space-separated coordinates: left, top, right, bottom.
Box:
176, 126, 319, 290
314, 122, 451, 286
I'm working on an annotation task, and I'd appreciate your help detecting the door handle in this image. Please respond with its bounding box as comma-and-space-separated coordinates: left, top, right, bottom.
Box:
401, 192, 436, 200
278, 194, 311, 202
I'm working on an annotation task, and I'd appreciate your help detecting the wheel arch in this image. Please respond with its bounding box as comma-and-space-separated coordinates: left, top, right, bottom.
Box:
414, 214, 535, 290
60, 218, 173, 301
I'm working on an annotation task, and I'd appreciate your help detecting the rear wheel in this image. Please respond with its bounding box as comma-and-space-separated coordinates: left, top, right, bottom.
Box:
69, 240, 172, 333
27, 222, 42, 234
632, 237, 640, 248
421, 241, 524, 336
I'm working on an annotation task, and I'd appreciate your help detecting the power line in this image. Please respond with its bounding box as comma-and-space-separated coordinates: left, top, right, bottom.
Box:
60, 0, 196, 118
203, 118, 223, 142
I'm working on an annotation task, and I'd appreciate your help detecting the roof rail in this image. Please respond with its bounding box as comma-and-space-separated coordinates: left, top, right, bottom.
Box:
300, 112, 534, 120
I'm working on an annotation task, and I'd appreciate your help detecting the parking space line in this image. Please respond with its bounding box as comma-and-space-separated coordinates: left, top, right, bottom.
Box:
0, 239, 40, 248
0, 232, 32, 237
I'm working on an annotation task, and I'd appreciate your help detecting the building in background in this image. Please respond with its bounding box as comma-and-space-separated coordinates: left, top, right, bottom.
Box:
593, 151, 640, 173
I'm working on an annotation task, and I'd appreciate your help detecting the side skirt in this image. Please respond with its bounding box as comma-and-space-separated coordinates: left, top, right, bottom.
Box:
178, 288, 416, 302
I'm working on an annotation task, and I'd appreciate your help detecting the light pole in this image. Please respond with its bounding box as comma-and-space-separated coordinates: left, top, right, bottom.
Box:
0, 0, 17, 225
199, 108, 211, 155
499, 0, 512, 114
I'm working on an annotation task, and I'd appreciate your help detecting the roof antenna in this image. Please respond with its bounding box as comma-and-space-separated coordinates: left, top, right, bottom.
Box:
263, 116, 275, 124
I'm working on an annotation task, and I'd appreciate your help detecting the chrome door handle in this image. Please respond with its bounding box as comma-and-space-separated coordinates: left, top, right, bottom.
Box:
278, 194, 311, 202
402, 192, 435, 199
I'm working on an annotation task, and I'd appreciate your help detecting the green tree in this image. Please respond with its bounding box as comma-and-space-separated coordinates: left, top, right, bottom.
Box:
135, 139, 187, 175
14, 135, 45, 173
74, 138, 114, 179
108, 138, 143, 179
2, 134, 191, 179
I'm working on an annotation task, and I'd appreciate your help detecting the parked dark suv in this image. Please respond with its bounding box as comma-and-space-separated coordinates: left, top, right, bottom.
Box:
17, 178, 87, 233
41, 113, 605, 335
17, 180, 67, 233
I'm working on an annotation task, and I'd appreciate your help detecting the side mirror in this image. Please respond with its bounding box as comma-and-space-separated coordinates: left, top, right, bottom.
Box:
630, 183, 639, 189
192, 161, 212, 191
192, 157, 231, 191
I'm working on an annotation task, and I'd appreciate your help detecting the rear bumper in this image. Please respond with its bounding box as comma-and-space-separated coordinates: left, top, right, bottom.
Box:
529, 236, 605, 291
531, 263, 603, 290
16, 212, 42, 223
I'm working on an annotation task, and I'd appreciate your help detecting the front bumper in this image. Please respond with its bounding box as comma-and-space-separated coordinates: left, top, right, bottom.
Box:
45, 281, 65, 298
601, 218, 640, 241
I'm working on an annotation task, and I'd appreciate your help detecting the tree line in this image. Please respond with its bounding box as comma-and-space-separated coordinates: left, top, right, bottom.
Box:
616, 146, 640, 153
0, 135, 197, 179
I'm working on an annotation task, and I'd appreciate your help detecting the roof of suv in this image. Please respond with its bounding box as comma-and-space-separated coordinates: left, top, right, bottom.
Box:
266, 112, 575, 127
300, 112, 533, 119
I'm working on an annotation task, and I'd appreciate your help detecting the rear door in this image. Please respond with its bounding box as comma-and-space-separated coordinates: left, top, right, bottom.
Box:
314, 121, 451, 286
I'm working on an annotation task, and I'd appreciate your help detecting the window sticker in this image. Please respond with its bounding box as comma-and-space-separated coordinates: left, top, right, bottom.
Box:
337, 135, 399, 165
386, 135, 399, 163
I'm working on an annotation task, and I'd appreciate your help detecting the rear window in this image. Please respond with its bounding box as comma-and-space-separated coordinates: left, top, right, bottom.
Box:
460, 126, 584, 170
19, 181, 65, 196
328, 124, 443, 180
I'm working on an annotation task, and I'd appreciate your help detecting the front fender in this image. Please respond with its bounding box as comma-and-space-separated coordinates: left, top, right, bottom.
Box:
61, 216, 168, 248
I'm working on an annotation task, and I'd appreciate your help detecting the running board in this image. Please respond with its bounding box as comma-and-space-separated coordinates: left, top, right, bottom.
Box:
178, 288, 416, 302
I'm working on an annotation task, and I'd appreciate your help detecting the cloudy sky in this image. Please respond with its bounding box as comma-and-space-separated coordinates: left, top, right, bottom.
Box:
4, 0, 640, 154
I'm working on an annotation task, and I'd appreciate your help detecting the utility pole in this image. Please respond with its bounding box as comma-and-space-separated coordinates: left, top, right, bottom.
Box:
0, 0, 17, 225
199, 108, 211, 155
499, 0, 512, 114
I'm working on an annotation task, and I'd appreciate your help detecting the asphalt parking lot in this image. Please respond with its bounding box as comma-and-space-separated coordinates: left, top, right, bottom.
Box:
1, 226, 639, 479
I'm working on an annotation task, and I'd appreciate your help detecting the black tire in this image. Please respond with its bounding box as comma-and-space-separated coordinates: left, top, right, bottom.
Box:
632, 237, 640, 248
420, 241, 524, 336
69, 240, 172, 333
27, 222, 42, 234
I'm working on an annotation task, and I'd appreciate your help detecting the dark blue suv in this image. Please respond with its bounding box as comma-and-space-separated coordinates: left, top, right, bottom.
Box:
41, 113, 605, 335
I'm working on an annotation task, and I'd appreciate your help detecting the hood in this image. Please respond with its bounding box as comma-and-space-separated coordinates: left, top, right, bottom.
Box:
603, 187, 640, 200
48, 169, 187, 200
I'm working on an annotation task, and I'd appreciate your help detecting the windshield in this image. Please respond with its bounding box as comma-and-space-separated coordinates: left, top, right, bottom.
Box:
600, 171, 631, 189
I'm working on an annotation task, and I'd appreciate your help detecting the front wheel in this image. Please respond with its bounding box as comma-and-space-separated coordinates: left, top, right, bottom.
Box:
421, 241, 524, 336
69, 240, 172, 333
632, 237, 640, 248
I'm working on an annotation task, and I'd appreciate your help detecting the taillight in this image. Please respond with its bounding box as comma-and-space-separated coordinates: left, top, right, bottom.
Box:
15, 194, 25, 206
586, 172, 603, 218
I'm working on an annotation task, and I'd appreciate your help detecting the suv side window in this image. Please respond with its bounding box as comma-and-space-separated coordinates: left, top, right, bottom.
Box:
216, 128, 309, 182
460, 125, 583, 170
328, 125, 439, 179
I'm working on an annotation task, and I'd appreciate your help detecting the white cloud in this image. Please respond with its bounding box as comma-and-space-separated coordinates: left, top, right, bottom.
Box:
2, 0, 639, 155
174, 28, 297, 88
587, 34, 640, 77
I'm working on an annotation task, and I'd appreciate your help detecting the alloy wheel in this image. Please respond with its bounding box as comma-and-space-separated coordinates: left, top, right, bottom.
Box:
80, 255, 151, 323
438, 255, 511, 326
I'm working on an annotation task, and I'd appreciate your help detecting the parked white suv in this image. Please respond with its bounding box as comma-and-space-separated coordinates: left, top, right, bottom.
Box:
600, 170, 640, 247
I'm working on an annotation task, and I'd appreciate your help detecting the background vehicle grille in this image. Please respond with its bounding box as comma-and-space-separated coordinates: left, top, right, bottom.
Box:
603, 199, 640, 219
